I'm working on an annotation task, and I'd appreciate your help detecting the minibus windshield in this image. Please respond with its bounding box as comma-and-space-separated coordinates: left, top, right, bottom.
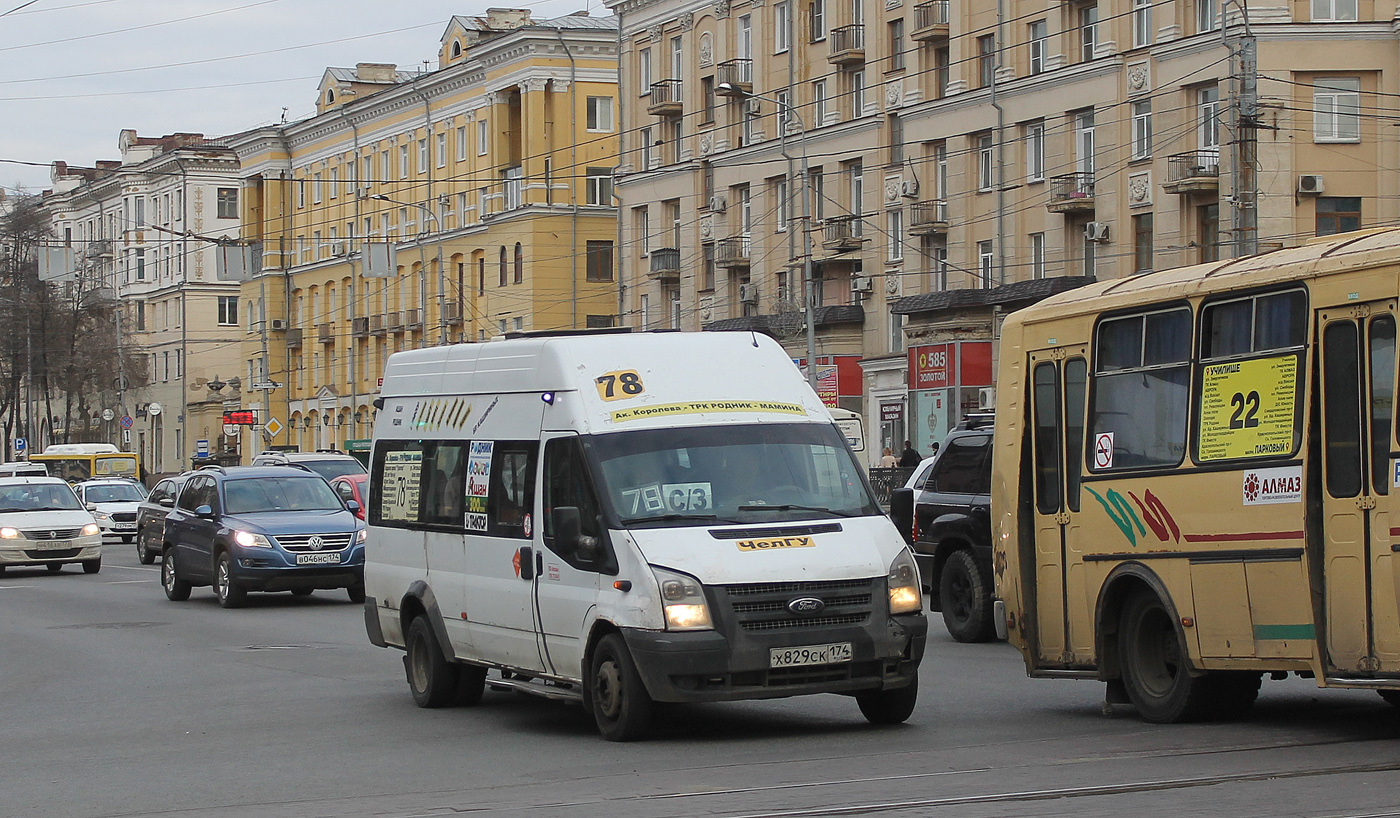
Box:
591, 423, 879, 527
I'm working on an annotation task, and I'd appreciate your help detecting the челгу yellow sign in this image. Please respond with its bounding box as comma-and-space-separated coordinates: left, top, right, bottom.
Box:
1197, 354, 1299, 461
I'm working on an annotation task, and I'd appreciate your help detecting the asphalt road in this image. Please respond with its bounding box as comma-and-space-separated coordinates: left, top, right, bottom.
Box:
3, 544, 1398, 818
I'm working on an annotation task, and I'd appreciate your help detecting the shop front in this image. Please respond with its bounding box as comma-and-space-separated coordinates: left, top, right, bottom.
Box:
907, 341, 993, 454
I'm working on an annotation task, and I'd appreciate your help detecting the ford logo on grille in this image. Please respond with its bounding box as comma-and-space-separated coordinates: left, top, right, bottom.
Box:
787, 596, 825, 615
308, 535, 325, 551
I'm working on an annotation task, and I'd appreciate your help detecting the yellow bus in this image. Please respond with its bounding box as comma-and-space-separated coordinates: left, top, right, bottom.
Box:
31, 444, 141, 483
992, 228, 1400, 723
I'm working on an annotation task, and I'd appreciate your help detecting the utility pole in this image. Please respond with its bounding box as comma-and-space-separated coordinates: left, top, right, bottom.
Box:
1228, 2, 1258, 257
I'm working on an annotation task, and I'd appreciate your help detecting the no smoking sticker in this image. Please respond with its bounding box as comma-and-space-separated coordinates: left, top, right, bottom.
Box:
1094, 432, 1115, 469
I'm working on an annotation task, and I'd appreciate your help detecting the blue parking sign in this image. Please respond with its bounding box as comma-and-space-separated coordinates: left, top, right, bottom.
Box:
14, 438, 25, 452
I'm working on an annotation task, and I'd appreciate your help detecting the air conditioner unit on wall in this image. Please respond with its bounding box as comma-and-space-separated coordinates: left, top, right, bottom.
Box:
739, 283, 759, 304
979, 387, 996, 410
1084, 222, 1110, 243
270, 319, 287, 331
900, 179, 919, 199
709, 195, 727, 213
1298, 174, 1325, 195
850, 276, 874, 293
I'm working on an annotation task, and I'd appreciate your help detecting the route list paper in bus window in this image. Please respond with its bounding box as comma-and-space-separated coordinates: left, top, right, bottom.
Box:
381, 450, 423, 523
465, 440, 493, 532
1197, 355, 1299, 461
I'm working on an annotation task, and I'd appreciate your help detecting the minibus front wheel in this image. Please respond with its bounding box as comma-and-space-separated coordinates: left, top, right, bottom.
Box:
589, 633, 653, 741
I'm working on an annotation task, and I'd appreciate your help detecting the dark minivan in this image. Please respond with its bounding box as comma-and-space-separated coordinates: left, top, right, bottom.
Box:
160, 465, 366, 608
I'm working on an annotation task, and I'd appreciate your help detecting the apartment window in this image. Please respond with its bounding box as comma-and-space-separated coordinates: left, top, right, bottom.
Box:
1198, 203, 1220, 262
977, 240, 994, 288
499, 246, 507, 287
1075, 109, 1096, 174
134, 197, 145, 227
640, 126, 653, 168
977, 133, 995, 191
456, 126, 467, 160
738, 14, 753, 59
737, 185, 753, 234
701, 76, 715, 123
810, 0, 826, 41
889, 19, 905, 70
888, 209, 904, 261
889, 113, 904, 164
846, 160, 863, 221
924, 237, 948, 290
586, 168, 613, 205
216, 188, 238, 219
1132, 100, 1152, 159
587, 96, 615, 132
1316, 197, 1362, 235
934, 143, 948, 198
850, 69, 866, 116
639, 47, 652, 93
640, 293, 651, 329
776, 177, 790, 231
775, 0, 791, 51
703, 244, 716, 290
670, 118, 684, 164
312, 173, 323, 204
977, 35, 996, 87
417, 139, 428, 173
1134, 213, 1154, 272
1199, 86, 1221, 151
477, 120, 488, 156
477, 257, 485, 294
1314, 77, 1362, 142
514, 243, 524, 284
135, 249, 146, 280
1029, 20, 1047, 75
1030, 232, 1046, 278
637, 207, 650, 255
776, 89, 792, 133
934, 47, 950, 97
586, 315, 615, 329
400, 145, 410, 177
1025, 121, 1045, 182
1079, 4, 1098, 61
666, 199, 682, 248
1133, 0, 1153, 47
329, 168, 338, 198
809, 166, 825, 220
814, 79, 828, 124
436, 133, 447, 168
671, 35, 683, 79
1312, 0, 1358, 20
1197, 0, 1219, 31
586, 241, 614, 281
214, 295, 237, 326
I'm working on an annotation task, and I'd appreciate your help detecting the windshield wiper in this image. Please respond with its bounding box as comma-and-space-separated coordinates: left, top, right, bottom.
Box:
737, 504, 860, 517
32, 506, 78, 512
621, 512, 731, 526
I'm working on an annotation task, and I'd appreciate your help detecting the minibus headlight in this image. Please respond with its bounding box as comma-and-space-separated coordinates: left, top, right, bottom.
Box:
233, 530, 273, 548
81, 524, 101, 537
652, 566, 713, 631
887, 549, 922, 614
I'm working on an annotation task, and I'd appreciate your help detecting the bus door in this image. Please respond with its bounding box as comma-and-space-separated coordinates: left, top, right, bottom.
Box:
1027, 349, 1091, 664
1318, 301, 1400, 674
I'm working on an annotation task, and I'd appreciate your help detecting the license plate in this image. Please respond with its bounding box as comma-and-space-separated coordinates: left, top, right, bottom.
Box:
115, 524, 136, 530
34, 540, 72, 550
296, 552, 343, 565
769, 642, 853, 668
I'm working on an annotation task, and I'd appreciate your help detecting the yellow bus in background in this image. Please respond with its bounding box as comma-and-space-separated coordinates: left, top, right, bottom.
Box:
992, 228, 1400, 723
31, 444, 141, 483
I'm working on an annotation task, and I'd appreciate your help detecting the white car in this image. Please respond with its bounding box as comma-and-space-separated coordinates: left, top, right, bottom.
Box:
75, 478, 147, 543
0, 477, 103, 574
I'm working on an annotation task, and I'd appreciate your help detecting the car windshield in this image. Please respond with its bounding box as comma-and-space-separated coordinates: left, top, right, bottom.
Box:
302, 460, 367, 481
0, 483, 83, 512
83, 483, 146, 503
222, 477, 344, 514
590, 422, 879, 528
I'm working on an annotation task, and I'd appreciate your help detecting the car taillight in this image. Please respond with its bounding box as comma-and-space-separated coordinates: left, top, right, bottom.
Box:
911, 514, 919, 543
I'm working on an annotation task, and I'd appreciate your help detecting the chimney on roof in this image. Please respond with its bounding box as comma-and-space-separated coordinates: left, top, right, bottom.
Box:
355, 63, 398, 83
485, 8, 532, 29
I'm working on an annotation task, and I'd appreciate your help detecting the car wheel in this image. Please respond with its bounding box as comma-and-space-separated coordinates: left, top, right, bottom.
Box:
347, 583, 366, 604
162, 548, 191, 601
856, 673, 919, 725
938, 549, 996, 643
1119, 591, 1213, 723
290, 588, 313, 597
82, 557, 101, 574
47, 562, 63, 573
455, 664, 488, 707
405, 615, 459, 708
215, 552, 247, 609
137, 537, 155, 565
589, 633, 653, 741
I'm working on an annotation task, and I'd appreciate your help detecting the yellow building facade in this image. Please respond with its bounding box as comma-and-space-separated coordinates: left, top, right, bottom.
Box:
228, 11, 620, 454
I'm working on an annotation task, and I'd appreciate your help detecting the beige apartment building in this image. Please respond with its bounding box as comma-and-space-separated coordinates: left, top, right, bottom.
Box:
607, 0, 1400, 459
229, 11, 620, 457
43, 131, 244, 474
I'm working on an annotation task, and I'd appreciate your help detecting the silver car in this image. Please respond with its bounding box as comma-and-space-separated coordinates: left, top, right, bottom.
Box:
0, 477, 102, 574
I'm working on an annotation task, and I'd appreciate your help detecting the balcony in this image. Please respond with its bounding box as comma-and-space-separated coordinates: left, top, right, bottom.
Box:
285, 328, 304, 349
387, 311, 403, 331
1163, 150, 1221, 194
648, 79, 684, 117
351, 316, 369, 338
444, 301, 464, 326
715, 236, 752, 268
716, 59, 753, 96
404, 308, 423, 329
1047, 172, 1095, 213
317, 322, 333, 344
648, 248, 681, 281
909, 200, 949, 234
822, 215, 867, 252
369, 314, 386, 336
912, 0, 950, 40
828, 25, 865, 65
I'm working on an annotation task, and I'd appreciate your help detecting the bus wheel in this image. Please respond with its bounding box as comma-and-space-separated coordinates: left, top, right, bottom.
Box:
405, 616, 459, 708
1379, 690, 1400, 707
939, 550, 996, 643
857, 673, 919, 725
1119, 591, 1212, 723
589, 633, 653, 741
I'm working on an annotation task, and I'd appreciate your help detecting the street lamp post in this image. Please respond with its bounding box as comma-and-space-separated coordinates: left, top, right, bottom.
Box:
371, 194, 450, 345
716, 83, 818, 392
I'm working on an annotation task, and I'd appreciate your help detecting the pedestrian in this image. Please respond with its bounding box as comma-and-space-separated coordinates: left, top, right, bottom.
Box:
898, 440, 921, 467
878, 447, 898, 468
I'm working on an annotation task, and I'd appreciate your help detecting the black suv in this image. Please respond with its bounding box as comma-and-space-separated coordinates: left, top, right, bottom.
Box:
889, 415, 995, 643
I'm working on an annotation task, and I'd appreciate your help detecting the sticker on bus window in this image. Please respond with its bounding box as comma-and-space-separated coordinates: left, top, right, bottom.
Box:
662, 483, 712, 511
381, 450, 423, 523
620, 484, 666, 516
465, 440, 493, 532
1197, 355, 1299, 461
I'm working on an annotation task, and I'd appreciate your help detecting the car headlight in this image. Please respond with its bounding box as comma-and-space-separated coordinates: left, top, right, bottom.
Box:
82, 524, 101, 537
0, 527, 18, 539
887, 549, 922, 614
93, 511, 112, 522
233, 530, 274, 548
651, 566, 712, 631
357, 528, 368, 543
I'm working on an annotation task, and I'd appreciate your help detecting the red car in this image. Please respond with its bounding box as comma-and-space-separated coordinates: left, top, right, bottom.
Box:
330, 473, 367, 520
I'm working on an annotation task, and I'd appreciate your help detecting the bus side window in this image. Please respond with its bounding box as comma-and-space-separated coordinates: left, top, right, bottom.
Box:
488, 442, 538, 539
543, 438, 603, 561
421, 442, 467, 526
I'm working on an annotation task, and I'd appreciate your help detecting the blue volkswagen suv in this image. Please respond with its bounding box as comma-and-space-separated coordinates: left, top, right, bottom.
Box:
160, 465, 366, 608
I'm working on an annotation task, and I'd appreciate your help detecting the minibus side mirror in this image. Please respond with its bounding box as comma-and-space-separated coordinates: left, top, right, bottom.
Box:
552, 506, 582, 556
888, 488, 915, 545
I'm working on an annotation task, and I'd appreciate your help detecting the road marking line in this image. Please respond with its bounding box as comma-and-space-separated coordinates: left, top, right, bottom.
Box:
0, 585, 37, 589
105, 580, 154, 584
104, 564, 159, 572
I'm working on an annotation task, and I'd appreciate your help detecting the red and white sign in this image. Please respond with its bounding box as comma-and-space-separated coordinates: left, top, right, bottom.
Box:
1243, 466, 1302, 505
1093, 432, 1115, 469
909, 344, 953, 390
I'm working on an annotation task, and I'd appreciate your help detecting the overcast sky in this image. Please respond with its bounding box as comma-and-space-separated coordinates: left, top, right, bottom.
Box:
0, 0, 610, 195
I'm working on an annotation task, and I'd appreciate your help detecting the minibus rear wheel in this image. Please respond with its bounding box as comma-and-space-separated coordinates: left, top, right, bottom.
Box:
589, 633, 653, 741
406, 616, 458, 708
1119, 591, 1212, 723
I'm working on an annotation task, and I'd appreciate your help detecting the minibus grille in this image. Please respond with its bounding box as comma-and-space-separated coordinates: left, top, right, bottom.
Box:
722, 578, 877, 632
